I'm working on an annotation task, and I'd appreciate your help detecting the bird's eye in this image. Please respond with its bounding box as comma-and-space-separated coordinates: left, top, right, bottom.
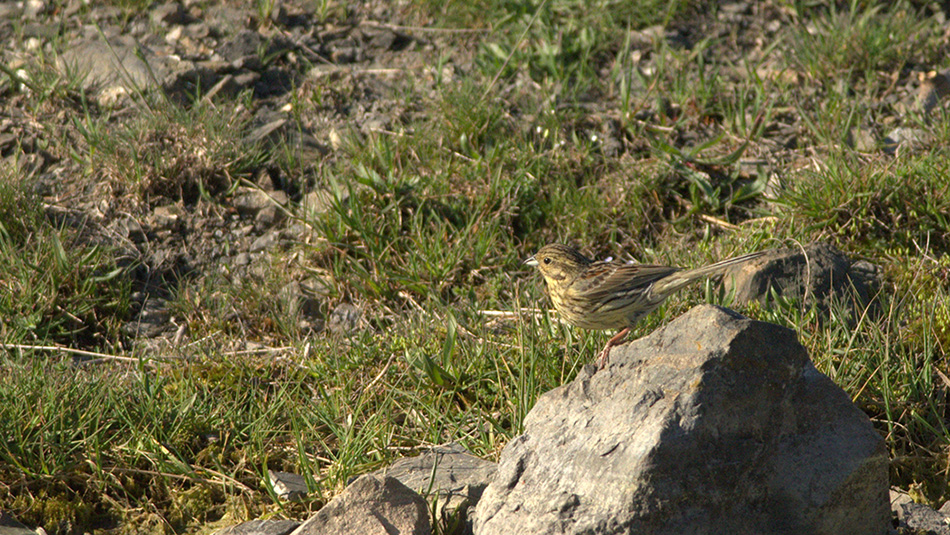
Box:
543, 257, 552, 265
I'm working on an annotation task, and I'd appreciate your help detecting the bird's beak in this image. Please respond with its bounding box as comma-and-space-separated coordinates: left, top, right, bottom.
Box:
524, 255, 538, 267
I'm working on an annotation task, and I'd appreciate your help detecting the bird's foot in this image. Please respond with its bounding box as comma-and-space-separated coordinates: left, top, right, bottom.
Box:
597, 327, 630, 369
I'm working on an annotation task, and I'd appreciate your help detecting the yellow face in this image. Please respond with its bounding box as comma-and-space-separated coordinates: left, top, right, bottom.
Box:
524, 244, 590, 287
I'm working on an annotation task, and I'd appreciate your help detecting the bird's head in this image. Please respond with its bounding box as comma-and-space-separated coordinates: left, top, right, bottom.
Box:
524, 244, 592, 284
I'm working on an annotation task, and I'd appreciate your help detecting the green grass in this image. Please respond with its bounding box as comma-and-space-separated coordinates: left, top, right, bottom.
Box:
4, 0, 950, 532
68, 96, 268, 205
778, 151, 950, 251
0, 174, 130, 349
783, 0, 928, 87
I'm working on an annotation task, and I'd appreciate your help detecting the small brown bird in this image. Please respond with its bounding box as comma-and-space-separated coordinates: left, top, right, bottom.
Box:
524, 244, 765, 367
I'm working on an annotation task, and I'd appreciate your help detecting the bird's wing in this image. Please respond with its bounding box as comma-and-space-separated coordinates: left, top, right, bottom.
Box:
568, 262, 680, 302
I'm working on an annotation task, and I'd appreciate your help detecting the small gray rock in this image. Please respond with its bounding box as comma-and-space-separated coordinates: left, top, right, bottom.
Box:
268, 470, 308, 502
883, 127, 932, 155
289, 474, 430, 535
231, 252, 253, 267
724, 241, 878, 317
57, 36, 171, 95
23, 0, 47, 19
849, 126, 877, 152
204, 4, 246, 35
148, 204, 184, 231
327, 303, 362, 336
213, 519, 299, 535
249, 231, 278, 253
255, 204, 285, 229
892, 488, 950, 535
217, 30, 263, 63
151, 2, 189, 26
111, 216, 146, 242
232, 188, 273, 216
373, 443, 496, 513
0, 511, 37, 535
363, 28, 395, 50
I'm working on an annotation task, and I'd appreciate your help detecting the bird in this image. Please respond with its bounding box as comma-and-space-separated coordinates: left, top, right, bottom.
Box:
524, 243, 765, 367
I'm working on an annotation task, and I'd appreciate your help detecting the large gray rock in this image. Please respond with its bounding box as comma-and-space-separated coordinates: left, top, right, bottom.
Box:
474, 305, 889, 535
290, 474, 430, 535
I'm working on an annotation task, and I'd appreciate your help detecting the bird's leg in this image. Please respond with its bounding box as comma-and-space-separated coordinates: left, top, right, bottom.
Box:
597, 327, 630, 369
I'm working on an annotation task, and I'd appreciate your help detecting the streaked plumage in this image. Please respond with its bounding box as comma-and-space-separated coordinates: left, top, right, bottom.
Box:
524, 243, 765, 367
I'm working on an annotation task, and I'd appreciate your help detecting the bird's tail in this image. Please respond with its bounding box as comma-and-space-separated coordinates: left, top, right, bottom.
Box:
652, 250, 766, 296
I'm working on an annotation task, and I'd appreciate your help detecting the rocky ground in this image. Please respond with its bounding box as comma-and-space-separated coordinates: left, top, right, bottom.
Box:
3, 0, 950, 533
2, 0, 464, 353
